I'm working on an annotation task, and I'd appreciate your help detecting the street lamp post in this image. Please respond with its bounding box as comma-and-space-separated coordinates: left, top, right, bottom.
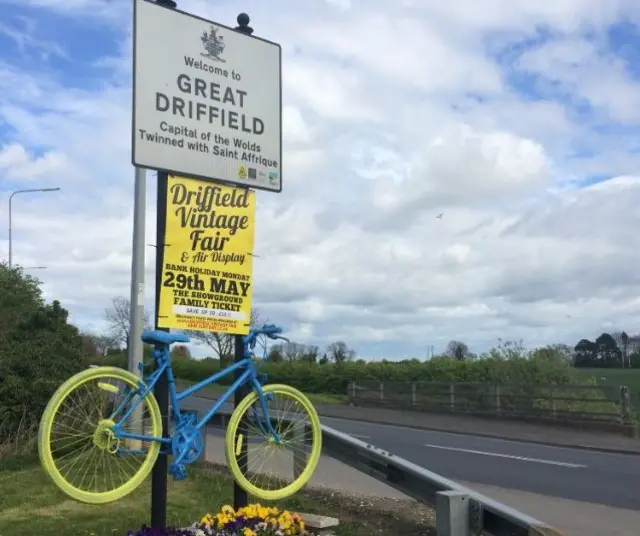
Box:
9, 188, 61, 268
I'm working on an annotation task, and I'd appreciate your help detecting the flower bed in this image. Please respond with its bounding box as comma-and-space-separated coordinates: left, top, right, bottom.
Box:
128, 503, 314, 536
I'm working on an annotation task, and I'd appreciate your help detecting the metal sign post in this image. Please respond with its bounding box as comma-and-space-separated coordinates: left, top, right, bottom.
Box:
132, 0, 281, 527
148, 0, 177, 530
231, 14, 255, 513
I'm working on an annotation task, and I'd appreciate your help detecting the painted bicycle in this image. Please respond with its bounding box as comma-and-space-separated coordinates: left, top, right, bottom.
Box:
38, 323, 322, 505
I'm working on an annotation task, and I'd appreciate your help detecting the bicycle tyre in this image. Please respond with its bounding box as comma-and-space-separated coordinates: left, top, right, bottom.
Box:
224, 383, 322, 501
38, 366, 162, 504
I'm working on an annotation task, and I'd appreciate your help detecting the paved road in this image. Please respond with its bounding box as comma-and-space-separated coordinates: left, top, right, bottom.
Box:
321, 416, 640, 511
182, 396, 640, 510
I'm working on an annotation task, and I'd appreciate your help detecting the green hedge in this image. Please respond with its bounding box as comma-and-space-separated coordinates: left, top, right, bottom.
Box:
92, 351, 596, 395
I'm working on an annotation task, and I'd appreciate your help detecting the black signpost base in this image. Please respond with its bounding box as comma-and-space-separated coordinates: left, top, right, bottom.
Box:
232, 334, 249, 511
148, 1, 177, 531
150, 168, 170, 530
231, 13, 255, 514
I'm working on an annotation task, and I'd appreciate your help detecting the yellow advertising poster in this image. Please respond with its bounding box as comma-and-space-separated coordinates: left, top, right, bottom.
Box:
157, 175, 256, 334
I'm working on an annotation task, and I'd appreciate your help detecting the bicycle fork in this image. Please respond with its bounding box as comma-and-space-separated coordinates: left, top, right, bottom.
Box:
249, 385, 281, 443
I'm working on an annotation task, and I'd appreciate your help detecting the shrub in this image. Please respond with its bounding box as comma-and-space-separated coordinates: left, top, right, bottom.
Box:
0, 264, 87, 433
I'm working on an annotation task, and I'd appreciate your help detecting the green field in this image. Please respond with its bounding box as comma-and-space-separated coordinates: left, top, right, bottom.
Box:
577, 368, 640, 411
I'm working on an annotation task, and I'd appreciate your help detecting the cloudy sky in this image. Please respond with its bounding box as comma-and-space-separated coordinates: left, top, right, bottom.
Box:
1, 0, 640, 360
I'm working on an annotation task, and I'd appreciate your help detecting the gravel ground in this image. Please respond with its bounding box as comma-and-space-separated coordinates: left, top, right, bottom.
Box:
200, 461, 436, 536
299, 487, 437, 535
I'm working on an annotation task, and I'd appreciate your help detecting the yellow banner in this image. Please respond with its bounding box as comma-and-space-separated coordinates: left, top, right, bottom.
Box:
157, 175, 256, 335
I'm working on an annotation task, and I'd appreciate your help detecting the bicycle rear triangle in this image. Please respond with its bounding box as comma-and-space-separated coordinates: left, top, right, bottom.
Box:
38, 323, 322, 504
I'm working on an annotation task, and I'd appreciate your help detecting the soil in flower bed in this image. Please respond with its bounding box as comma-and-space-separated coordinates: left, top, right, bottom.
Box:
0, 455, 436, 536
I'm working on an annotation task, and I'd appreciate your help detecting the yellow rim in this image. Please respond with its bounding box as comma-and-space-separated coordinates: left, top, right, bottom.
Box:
37, 366, 162, 504
224, 384, 322, 501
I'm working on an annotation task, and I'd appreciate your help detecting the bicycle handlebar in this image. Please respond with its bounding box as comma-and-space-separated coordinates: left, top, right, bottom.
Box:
243, 323, 289, 350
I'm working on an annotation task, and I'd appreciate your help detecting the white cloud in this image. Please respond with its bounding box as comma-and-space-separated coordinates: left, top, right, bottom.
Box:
0, 143, 71, 180
517, 36, 640, 123
302, 12, 503, 95
371, 123, 551, 218
282, 106, 312, 144
0, 18, 67, 60
1, 0, 640, 360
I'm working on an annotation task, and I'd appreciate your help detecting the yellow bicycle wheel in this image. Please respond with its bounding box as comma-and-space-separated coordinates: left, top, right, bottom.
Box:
38, 366, 162, 504
225, 384, 322, 501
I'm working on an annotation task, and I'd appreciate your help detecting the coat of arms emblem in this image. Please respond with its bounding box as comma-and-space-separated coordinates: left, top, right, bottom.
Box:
201, 25, 226, 62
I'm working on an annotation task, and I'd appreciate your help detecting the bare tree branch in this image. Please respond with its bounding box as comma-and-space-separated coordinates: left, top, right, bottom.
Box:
104, 296, 151, 350
187, 308, 264, 362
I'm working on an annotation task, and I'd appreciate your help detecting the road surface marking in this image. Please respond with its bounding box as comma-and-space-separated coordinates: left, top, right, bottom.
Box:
319, 416, 640, 459
422, 444, 587, 468
349, 434, 371, 439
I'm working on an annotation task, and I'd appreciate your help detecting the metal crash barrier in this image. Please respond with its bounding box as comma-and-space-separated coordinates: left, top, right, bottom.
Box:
198, 406, 566, 536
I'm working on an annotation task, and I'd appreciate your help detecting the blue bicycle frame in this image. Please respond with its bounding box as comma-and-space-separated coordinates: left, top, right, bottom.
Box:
110, 324, 287, 450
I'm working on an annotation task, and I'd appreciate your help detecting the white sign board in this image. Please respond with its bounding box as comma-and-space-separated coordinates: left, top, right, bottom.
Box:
132, 0, 282, 192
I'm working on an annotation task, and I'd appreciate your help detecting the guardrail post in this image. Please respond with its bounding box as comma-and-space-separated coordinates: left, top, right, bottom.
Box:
494, 385, 501, 415
198, 424, 209, 463
449, 383, 455, 412
436, 491, 469, 536
348, 380, 356, 403
621, 385, 631, 424
411, 382, 417, 408
620, 385, 638, 437
379, 381, 384, 402
550, 386, 557, 418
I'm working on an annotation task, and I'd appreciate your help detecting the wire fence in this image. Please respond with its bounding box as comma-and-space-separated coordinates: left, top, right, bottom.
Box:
348, 380, 635, 426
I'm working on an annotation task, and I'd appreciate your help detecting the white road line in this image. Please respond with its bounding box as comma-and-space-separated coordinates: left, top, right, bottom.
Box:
319, 415, 640, 459
349, 434, 370, 439
422, 444, 587, 468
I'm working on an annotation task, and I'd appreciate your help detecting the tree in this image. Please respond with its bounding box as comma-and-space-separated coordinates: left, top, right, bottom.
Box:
104, 296, 151, 351
573, 333, 622, 368
265, 342, 320, 363
79, 331, 118, 357
267, 344, 283, 363
574, 338, 597, 367
612, 331, 630, 368
595, 332, 622, 367
80, 332, 98, 357
0, 263, 43, 333
530, 344, 573, 364
326, 341, 355, 363
171, 344, 192, 360
0, 263, 87, 433
304, 344, 319, 364
445, 340, 472, 360
188, 308, 263, 366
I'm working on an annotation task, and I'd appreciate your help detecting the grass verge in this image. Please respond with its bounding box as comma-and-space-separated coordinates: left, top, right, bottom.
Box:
0, 455, 434, 536
174, 379, 348, 406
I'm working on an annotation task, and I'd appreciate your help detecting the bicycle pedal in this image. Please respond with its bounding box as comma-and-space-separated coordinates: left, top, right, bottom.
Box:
168, 463, 187, 481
